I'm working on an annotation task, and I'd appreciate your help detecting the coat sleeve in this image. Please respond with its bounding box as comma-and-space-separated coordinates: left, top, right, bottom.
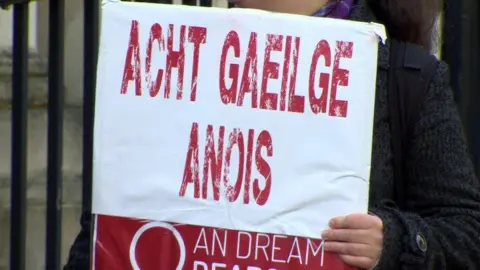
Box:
371, 61, 480, 270
63, 210, 92, 270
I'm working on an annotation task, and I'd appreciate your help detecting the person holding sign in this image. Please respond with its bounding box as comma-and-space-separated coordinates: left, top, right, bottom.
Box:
64, 0, 480, 270
220, 0, 480, 269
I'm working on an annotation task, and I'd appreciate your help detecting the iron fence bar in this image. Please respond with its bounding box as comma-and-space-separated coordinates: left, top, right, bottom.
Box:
442, 0, 462, 104
82, 0, 99, 213
442, 0, 480, 175
199, 0, 211, 7
460, 0, 480, 175
182, 0, 196, 5
131, 0, 173, 3
45, 0, 65, 269
473, 0, 480, 175
9, 3, 29, 270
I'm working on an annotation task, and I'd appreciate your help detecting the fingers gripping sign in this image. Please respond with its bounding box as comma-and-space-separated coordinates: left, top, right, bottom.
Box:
322, 214, 383, 269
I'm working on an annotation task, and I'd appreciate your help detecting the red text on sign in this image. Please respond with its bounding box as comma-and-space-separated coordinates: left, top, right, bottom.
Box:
179, 123, 273, 206
219, 30, 353, 117
309, 40, 353, 117
120, 20, 207, 101
219, 31, 303, 113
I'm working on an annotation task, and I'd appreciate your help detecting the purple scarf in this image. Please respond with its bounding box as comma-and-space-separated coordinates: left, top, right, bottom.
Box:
312, 0, 354, 19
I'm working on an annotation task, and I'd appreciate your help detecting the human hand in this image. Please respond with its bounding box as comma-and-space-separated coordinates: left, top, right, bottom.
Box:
322, 213, 383, 269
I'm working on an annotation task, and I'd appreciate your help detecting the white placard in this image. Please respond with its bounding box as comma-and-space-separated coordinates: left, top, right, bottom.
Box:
93, 1, 384, 239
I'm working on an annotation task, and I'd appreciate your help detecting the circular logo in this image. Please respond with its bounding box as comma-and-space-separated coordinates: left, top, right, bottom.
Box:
129, 221, 186, 270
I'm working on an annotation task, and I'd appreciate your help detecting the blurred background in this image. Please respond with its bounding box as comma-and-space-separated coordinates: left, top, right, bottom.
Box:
0, 0, 478, 269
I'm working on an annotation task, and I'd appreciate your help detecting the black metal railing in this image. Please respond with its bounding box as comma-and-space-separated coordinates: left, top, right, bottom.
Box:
442, 0, 480, 175
4, 0, 478, 269
82, 0, 99, 234
45, 0, 65, 269
9, 2, 29, 270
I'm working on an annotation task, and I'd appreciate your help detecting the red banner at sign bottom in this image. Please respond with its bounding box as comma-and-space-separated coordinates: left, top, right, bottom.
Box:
93, 214, 357, 270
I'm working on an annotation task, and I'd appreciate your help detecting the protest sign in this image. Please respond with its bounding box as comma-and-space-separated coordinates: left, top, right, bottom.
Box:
91, 1, 385, 269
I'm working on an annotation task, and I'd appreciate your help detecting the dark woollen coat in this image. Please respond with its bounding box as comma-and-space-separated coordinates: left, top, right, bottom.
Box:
64, 0, 480, 269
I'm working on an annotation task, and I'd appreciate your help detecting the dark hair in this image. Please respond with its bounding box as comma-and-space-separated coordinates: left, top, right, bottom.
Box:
368, 0, 443, 51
